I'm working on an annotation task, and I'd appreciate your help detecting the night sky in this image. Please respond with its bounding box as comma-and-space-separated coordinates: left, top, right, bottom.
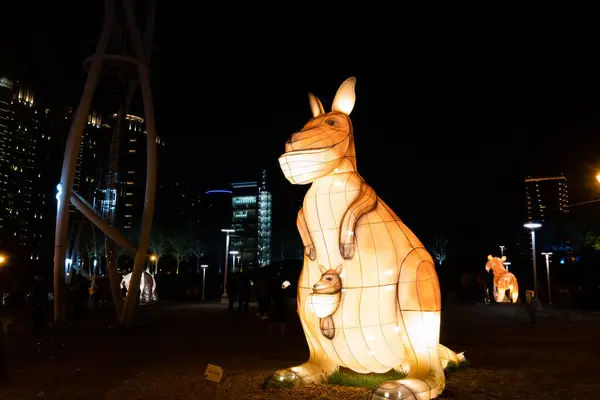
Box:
4, 2, 600, 265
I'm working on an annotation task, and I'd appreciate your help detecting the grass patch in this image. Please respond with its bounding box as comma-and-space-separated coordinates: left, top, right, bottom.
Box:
445, 359, 471, 373
326, 367, 406, 389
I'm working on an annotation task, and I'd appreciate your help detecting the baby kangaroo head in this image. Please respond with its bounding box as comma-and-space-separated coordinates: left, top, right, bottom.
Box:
279, 77, 358, 185
313, 264, 343, 294
485, 255, 506, 272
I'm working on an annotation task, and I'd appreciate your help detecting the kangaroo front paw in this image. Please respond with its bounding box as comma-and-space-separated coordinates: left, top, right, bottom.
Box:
264, 362, 333, 389
340, 242, 355, 259
304, 245, 316, 260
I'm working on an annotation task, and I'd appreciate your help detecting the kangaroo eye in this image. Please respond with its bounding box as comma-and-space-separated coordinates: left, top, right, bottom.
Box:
324, 119, 337, 126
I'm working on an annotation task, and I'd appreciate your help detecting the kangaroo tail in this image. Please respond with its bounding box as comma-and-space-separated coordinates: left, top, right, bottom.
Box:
511, 281, 519, 303
438, 343, 466, 368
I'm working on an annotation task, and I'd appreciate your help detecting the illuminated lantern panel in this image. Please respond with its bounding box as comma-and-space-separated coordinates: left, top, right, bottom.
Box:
120, 271, 157, 303
485, 255, 519, 303
269, 77, 465, 400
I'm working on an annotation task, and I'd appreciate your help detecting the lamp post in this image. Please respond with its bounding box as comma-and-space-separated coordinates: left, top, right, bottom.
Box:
221, 229, 235, 304
499, 245, 505, 257
200, 264, 208, 300
230, 250, 239, 272
541, 252, 553, 304
524, 222, 542, 296
150, 254, 157, 276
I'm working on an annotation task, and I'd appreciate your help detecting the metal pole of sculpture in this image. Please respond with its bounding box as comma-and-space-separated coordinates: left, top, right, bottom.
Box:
221, 229, 234, 303
524, 222, 541, 297
485, 255, 519, 303
53, 7, 115, 326
267, 77, 465, 400
541, 252, 552, 304
53, 0, 158, 326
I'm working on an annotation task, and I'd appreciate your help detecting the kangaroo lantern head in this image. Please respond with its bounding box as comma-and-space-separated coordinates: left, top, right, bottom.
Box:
278, 77, 357, 185
485, 255, 506, 272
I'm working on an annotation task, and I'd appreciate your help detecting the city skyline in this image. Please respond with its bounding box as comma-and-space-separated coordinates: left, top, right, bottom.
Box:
3, 3, 600, 274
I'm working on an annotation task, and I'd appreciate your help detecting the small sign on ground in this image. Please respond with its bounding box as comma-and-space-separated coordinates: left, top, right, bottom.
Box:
204, 364, 224, 383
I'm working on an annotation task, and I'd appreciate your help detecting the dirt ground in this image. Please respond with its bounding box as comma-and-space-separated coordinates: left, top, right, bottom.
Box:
1, 301, 599, 399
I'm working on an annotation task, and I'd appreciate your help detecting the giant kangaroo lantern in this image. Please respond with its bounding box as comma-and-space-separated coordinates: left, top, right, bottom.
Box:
272, 77, 465, 399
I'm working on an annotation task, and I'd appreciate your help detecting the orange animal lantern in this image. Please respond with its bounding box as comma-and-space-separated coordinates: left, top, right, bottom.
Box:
485, 255, 519, 303
269, 77, 465, 400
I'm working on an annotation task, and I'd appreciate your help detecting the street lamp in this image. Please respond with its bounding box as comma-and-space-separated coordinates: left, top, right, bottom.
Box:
200, 264, 208, 300
65, 258, 72, 276
499, 245, 505, 257
150, 254, 157, 276
504, 261, 511, 272
230, 250, 239, 272
541, 252, 553, 304
229, 250, 240, 272
524, 222, 542, 296
221, 228, 235, 304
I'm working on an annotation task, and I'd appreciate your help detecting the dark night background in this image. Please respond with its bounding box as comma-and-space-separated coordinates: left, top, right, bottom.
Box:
3, 2, 600, 271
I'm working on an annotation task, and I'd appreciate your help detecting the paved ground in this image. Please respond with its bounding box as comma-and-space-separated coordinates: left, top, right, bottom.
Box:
0, 300, 599, 399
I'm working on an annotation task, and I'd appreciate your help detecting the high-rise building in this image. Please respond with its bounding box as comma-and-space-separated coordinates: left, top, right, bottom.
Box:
90, 113, 164, 237
524, 175, 571, 260
230, 172, 272, 268
525, 175, 569, 222
0, 77, 52, 262
257, 170, 272, 266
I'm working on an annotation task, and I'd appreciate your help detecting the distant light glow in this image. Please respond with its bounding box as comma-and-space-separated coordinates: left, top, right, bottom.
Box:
56, 183, 62, 214
523, 222, 542, 229
206, 189, 232, 195
596, 173, 600, 184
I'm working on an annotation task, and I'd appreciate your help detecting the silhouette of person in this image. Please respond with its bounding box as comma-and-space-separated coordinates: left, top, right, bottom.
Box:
226, 272, 238, 312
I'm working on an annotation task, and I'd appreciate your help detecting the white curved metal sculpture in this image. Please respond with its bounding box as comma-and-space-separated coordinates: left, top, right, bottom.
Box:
120, 271, 157, 303
269, 77, 465, 400
53, 0, 158, 326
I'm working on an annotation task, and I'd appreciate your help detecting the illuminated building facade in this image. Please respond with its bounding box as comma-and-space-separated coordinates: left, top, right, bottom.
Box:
0, 77, 52, 261
87, 113, 164, 235
230, 172, 272, 268
525, 175, 569, 222
258, 170, 272, 266
524, 175, 572, 261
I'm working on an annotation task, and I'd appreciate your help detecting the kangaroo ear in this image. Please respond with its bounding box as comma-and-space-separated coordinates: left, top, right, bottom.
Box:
308, 92, 324, 118
501, 256, 507, 261
334, 264, 343, 275
487, 255, 493, 261
318, 264, 328, 274
331, 77, 356, 115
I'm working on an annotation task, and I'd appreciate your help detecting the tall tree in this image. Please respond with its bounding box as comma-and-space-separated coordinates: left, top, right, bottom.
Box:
169, 234, 193, 275
149, 231, 169, 275
191, 240, 205, 274
429, 234, 448, 266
